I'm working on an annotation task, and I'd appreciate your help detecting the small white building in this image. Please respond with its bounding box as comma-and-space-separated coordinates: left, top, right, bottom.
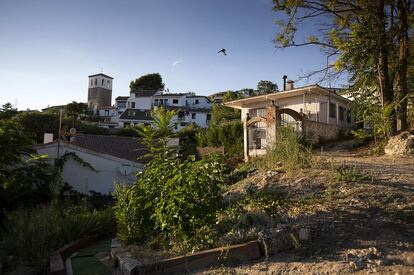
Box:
225, 82, 355, 161
34, 134, 146, 194
118, 109, 152, 128
127, 90, 162, 110
115, 96, 129, 113
169, 107, 211, 131
152, 93, 212, 130
97, 106, 119, 128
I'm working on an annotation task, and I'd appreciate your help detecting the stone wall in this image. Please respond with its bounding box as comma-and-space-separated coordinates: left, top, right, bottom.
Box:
88, 87, 112, 109
302, 120, 350, 144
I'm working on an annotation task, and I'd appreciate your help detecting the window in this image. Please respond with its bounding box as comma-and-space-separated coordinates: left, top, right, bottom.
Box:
128, 111, 135, 116
178, 111, 185, 119
131, 102, 135, 109
195, 99, 199, 104
90, 79, 93, 86
256, 108, 266, 118
329, 102, 336, 118
102, 79, 104, 86
339, 106, 344, 121
105, 110, 109, 116
191, 113, 196, 119
347, 110, 351, 123
107, 80, 110, 88
207, 114, 211, 121
94, 78, 97, 85
173, 99, 179, 104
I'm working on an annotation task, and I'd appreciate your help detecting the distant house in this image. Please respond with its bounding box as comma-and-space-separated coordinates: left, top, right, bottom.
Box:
118, 109, 152, 128
34, 134, 147, 194
115, 96, 129, 113
97, 106, 119, 128
153, 93, 212, 130
224, 82, 355, 161
127, 90, 162, 110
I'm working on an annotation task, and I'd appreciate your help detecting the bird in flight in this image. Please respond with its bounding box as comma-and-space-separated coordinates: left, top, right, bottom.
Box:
218, 48, 227, 56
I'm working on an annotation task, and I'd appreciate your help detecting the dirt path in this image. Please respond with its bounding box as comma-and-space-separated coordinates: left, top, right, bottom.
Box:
198, 149, 414, 275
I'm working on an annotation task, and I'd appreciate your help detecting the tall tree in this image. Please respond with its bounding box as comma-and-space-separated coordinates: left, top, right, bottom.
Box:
0, 102, 18, 120
64, 101, 87, 119
395, 0, 411, 131
257, 80, 278, 94
130, 73, 165, 92
272, 0, 413, 135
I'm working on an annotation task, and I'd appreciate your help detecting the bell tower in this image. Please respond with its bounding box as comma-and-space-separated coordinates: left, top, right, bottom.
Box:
87, 73, 113, 110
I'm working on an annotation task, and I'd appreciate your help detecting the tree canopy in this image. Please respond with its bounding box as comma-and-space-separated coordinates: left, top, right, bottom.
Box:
0, 103, 18, 120
257, 80, 278, 94
273, 0, 413, 134
64, 101, 87, 119
129, 73, 165, 92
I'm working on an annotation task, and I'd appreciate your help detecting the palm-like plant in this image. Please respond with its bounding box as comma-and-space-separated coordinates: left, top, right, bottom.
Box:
151, 106, 177, 137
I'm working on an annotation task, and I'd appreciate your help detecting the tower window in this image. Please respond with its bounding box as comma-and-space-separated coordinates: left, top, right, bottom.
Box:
107, 80, 110, 88
94, 78, 97, 85
90, 79, 93, 86
102, 79, 105, 86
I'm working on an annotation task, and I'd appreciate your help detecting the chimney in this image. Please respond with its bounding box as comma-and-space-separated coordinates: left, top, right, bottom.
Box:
286, 80, 294, 90
282, 75, 287, 91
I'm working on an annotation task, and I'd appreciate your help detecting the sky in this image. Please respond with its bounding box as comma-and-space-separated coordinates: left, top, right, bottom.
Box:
0, 0, 339, 110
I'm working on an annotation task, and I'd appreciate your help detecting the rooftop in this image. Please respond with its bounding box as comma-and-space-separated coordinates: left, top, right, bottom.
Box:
88, 73, 114, 79
70, 134, 147, 162
224, 85, 351, 109
133, 90, 159, 97
115, 96, 129, 101
119, 109, 152, 120
154, 93, 189, 97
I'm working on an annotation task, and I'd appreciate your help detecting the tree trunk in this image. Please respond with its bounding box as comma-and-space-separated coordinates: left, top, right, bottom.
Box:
395, 0, 409, 131
376, 0, 396, 135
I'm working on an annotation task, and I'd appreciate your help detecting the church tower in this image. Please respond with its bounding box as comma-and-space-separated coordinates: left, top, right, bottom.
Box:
87, 73, 113, 110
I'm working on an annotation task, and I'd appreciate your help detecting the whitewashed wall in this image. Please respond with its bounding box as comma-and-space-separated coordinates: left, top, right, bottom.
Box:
185, 97, 211, 109
35, 144, 144, 194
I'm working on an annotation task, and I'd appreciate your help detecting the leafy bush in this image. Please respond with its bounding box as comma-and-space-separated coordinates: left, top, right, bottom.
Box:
114, 127, 142, 137
197, 122, 243, 157
0, 121, 62, 213
114, 128, 227, 252
1, 203, 115, 273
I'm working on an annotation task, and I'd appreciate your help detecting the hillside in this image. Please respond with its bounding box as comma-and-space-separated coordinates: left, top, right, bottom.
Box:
198, 145, 414, 274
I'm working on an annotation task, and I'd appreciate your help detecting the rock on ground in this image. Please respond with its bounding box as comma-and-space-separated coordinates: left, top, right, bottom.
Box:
384, 131, 414, 155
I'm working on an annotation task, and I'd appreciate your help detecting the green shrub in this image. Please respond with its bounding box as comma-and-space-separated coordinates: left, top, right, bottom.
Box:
198, 122, 243, 157
1, 203, 115, 273
114, 128, 227, 252
331, 163, 365, 183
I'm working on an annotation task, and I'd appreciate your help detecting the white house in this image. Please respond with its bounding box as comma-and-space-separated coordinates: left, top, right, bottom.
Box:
152, 93, 212, 130
34, 134, 147, 194
97, 106, 119, 128
127, 90, 162, 110
224, 82, 355, 161
118, 109, 152, 128
115, 96, 129, 113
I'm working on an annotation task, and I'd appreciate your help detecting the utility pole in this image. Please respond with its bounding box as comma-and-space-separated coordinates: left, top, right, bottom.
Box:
57, 108, 63, 159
